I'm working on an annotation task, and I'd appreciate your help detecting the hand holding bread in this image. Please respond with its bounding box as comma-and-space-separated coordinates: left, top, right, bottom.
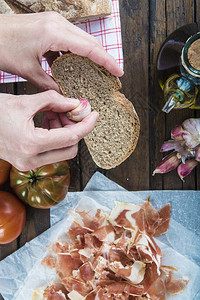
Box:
0, 11, 123, 91
0, 11, 138, 171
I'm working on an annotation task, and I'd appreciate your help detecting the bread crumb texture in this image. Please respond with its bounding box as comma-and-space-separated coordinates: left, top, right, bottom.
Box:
52, 54, 140, 169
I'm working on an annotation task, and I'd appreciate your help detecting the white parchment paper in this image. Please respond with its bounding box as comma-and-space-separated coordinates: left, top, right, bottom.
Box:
0, 172, 200, 300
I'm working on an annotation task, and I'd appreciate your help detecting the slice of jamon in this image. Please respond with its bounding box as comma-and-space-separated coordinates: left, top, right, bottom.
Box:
164, 271, 189, 294
109, 202, 142, 230
42, 255, 57, 269
79, 262, 95, 282
109, 247, 134, 266
106, 281, 144, 296
93, 224, 116, 242
153, 203, 171, 237
47, 241, 71, 254
142, 200, 161, 235
56, 250, 82, 278
146, 277, 166, 300
62, 277, 92, 296
139, 262, 160, 294
68, 221, 93, 240
109, 260, 146, 285
76, 209, 106, 231
133, 233, 161, 276
142, 200, 171, 237
43, 283, 69, 300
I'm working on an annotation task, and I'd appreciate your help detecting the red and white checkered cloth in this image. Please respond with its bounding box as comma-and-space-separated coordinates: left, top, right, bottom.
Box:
0, 0, 123, 83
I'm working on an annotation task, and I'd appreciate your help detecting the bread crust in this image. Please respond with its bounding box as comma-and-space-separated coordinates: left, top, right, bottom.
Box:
4, 0, 112, 21
0, 0, 14, 13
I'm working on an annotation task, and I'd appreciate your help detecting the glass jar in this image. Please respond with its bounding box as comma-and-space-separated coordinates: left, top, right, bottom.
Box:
157, 24, 200, 113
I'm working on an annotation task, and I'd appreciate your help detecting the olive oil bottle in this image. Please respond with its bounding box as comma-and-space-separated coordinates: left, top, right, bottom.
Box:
157, 23, 200, 113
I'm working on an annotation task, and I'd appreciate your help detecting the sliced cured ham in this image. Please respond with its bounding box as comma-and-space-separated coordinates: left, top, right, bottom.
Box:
37, 199, 188, 300
165, 271, 189, 294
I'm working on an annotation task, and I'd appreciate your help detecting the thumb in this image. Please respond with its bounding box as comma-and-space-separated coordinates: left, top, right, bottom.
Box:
29, 90, 80, 115
24, 61, 60, 92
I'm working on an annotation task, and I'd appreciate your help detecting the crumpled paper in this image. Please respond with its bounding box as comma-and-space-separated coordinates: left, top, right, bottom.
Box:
0, 172, 200, 300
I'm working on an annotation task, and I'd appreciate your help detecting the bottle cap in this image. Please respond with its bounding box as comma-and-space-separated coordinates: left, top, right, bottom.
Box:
181, 32, 200, 78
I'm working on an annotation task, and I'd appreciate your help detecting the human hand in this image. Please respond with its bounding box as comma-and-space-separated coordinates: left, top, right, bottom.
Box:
0, 90, 98, 171
0, 12, 123, 91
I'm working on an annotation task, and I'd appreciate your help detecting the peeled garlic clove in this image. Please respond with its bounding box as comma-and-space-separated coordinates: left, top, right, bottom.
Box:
153, 152, 181, 175
177, 159, 199, 181
171, 125, 185, 141
67, 98, 91, 122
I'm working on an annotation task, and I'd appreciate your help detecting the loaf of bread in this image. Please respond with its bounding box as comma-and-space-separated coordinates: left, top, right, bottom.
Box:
3, 0, 112, 22
0, 0, 14, 13
51, 53, 140, 169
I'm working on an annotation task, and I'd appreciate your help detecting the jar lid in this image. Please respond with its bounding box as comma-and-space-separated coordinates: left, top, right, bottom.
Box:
181, 32, 200, 78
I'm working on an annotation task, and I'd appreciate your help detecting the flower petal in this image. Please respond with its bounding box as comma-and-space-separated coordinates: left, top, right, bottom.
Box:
177, 159, 199, 181
153, 152, 181, 175
182, 118, 200, 148
171, 125, 185, 141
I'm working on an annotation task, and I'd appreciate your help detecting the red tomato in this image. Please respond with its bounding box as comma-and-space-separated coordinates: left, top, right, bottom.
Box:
0, 191, 26, 244
0, 159, 11, 185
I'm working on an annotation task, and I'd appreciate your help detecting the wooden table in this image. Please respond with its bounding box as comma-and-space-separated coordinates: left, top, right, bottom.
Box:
0, 1, 200, 298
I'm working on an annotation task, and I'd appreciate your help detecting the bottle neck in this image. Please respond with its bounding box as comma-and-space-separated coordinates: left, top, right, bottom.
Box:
162, 94, 178, 113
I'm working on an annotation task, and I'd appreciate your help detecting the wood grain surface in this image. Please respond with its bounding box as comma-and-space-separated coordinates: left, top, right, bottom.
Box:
0, 1, 200, 299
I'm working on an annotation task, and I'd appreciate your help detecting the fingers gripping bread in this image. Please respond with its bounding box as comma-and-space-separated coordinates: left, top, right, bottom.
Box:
51, 53, 140, 169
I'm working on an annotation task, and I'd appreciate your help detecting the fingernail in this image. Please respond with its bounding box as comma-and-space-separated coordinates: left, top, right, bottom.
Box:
119, 68, 124, 76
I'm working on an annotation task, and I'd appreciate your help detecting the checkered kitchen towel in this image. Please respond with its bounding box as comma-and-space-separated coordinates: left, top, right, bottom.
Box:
0, 0, 123, 83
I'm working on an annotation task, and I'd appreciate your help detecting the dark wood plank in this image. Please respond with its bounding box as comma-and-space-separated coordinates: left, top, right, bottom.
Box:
163, 0, 196, 190
104, 0, 150, 190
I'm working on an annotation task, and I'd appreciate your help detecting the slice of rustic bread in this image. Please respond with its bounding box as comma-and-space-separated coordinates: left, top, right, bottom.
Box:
51, 53, 140, 169
6, 0, 112, 22
0, 0, 14, 13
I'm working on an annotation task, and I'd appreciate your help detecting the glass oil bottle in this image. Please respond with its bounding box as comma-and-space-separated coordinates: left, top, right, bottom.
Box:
157, 23, 200, 113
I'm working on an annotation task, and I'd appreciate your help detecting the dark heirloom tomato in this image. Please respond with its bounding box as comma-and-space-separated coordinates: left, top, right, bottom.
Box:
0, 159, 11, 185
10, 161, 70, 209
0, 191, 26, 244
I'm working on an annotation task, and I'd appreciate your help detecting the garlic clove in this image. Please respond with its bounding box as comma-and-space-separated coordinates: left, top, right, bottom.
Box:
67, 98, 91, 122
153, 152, 181, 175
195, 145, 200, 162
177, 159, 199, 181
182, 118, 200, 148
160, 140, 179, 152
171, 125, 185, 141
